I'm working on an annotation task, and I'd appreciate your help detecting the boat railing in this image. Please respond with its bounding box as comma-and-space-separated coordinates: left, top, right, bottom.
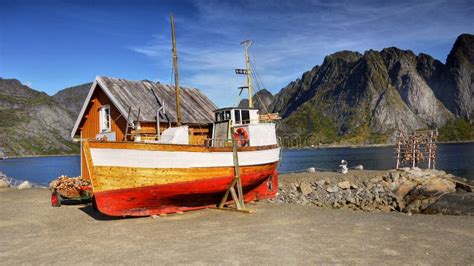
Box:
204, 138, 247, 148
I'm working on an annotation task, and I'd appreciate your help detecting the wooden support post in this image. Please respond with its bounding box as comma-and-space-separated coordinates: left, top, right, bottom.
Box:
396, 132, 401, 169
217, 127, 253, 214
428, 130, 433, 169
412, 133, 416, 168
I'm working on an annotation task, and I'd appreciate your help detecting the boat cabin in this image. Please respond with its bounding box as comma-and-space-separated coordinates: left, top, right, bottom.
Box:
210, 107, 278, 147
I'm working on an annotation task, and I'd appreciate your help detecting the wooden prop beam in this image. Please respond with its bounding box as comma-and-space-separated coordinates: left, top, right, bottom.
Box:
217, 128, 254, 214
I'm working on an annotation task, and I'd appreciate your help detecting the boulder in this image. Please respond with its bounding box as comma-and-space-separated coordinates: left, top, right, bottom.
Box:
17, 181, 32, 190
290, 183, 298, 191
370, 177, 382, 183
0, 178, 9, 188
394, 180, 418, 198
298, 182, 313, 196
423, 192, 474, 215
326, 186, 339, 193
408, 168, 426, 178
389, 171, 400, 183
404, 199, 422, 213
346, 197, 356, 204
338, 181, 351, 190
378, 205, 392, 213
315, 180, 327, 187
413, 178, 456, 197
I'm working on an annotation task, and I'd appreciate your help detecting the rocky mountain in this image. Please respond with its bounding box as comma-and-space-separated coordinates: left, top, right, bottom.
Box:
238, 89, 274, 113
0, 79, 92, 156
266, 33, 473, 144
53, 83, 92, 115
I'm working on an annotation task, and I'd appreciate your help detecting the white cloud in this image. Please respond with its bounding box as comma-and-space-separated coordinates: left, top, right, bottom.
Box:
23, 81, 33, 88
130, 0, 474, 107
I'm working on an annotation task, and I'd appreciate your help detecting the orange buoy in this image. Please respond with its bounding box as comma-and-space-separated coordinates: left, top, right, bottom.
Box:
234, 127, 249, 146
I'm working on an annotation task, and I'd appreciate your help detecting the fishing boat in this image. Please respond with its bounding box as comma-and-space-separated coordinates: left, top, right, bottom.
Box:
80, 14, 280, 216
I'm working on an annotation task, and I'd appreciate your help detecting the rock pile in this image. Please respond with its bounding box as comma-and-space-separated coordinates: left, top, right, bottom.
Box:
50, 175, 90, 198
0, 172, 10, 188
272, 168, 459, 214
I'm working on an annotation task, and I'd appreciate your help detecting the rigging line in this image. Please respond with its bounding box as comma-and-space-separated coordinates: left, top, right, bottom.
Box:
248, 58, 271, 115
249, 67, 270, 115
249, 50, 266, 89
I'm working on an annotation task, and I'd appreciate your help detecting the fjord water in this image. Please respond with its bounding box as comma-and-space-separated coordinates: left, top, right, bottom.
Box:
0, 143, 472, 186
279, 143, 474, 179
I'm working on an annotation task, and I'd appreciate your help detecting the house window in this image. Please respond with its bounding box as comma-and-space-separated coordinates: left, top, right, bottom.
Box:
100, 105, 111, 132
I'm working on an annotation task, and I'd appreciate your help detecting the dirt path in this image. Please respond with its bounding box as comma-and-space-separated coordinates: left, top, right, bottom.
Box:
0, 188, 473, 264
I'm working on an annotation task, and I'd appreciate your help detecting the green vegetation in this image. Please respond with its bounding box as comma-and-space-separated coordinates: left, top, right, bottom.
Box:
339, 124, 390, 145
0, 110, 29, 127
438, 118, 474, 141
279, 103, 339, 146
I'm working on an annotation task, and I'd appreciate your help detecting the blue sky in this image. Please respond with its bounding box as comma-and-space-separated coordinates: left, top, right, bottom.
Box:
1, 0, 473, 107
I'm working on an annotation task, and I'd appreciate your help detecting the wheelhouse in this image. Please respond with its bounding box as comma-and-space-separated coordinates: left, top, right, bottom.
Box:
210, 107, 277, 148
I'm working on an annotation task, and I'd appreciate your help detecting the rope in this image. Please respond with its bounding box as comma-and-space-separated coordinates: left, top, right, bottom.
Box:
248, 53, 271, 115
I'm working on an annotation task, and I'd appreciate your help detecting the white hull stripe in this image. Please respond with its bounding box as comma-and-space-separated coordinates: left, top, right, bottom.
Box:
90, 148, 280, 168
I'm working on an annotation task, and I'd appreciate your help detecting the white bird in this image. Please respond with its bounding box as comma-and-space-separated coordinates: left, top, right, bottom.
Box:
339, 160, 348, 174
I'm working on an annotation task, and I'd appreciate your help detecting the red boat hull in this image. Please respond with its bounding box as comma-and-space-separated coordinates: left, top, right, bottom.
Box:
93, 169, 278, 216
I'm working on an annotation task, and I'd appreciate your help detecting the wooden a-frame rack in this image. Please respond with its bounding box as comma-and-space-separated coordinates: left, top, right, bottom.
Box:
217, 128, 254, 214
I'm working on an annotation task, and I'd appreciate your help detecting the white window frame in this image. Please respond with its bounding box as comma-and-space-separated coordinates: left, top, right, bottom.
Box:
99, 105, 111, 132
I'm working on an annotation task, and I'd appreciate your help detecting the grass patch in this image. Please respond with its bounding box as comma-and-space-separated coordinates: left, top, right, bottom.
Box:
438, 118, 474, 141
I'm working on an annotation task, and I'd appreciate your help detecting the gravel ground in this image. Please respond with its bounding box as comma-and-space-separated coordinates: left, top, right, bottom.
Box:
0, 187, 473, 264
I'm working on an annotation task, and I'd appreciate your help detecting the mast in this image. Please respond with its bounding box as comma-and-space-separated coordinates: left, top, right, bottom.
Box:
170, 13, 182, 126
241, 40, 252, 108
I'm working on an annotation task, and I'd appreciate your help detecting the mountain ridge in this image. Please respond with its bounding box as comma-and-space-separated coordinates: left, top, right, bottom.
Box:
261, 34, 473, 144
0, 78, 82, 156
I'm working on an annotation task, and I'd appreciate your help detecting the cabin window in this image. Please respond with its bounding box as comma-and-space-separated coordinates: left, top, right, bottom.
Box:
241, 110, 250, 124
99, 105, 111, 132
224, 110, 231, 120
234, 110, 241, 124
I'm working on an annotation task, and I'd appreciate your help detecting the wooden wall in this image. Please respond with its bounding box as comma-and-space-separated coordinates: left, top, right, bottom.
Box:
133, 122, 211, 145
79, 88, 127, 180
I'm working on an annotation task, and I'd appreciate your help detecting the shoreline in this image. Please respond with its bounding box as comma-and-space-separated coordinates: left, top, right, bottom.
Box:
4, 153, 80, 159
283, 140, 474, 150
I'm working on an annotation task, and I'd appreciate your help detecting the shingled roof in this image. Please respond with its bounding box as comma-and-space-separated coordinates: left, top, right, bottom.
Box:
71, 76, 217, 138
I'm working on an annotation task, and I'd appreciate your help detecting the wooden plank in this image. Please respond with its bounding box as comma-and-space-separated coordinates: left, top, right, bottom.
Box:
229, 187, 241, 210
218, 178, 238, 208
92, 163, 276, 192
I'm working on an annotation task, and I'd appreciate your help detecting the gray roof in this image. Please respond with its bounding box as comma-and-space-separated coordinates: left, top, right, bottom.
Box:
98, 76, 217, 123
71, 76, 218, 138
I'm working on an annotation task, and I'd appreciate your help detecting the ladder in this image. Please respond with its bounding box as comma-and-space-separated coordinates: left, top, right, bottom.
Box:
124, 107, 141, 141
